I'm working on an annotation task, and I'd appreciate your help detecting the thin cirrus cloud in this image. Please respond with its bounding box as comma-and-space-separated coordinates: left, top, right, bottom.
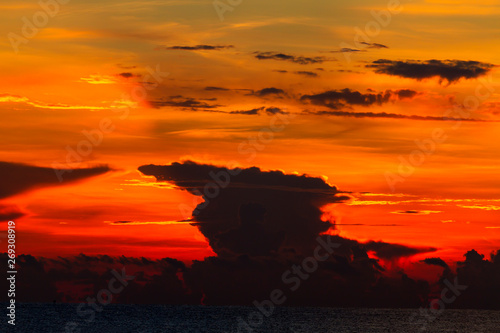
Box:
367, 59, 495, 84
0, 93, 109, 110
391, 210, 441, 215
163, 45, 234, 51
329, 42, 388, 53
0, 161, 111, 199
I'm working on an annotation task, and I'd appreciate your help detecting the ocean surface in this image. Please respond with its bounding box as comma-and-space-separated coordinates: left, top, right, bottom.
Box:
3, 303, 500, 333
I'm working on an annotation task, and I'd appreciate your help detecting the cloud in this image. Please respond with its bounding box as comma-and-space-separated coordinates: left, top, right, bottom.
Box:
305, 110, 487, 122
329, 43, 388, 53
164, 45, 234, 51
0, 93, 109, 110
80, 74, 118, 84
300, 88, 417, 110
254, 51, 333, 65
391, 210, 441, 215
139, 161, 349, 256
0, 161, 111, 199
252, 87, 286, 97
230, 107, 264, 115
229, 107, 287, 116
364, 241, 436, 260
294, 71, 319, 77
265, 107, 287, 115
367, 59, 495, 84
360, 42, 389, 49
138, 161, 434, 262
204, 86, 230, 91
330, 48, 365, 53
421, 257, 449, 269
0, 204, 25, 222
117, 72, 139, 79
151, 96, 222, 110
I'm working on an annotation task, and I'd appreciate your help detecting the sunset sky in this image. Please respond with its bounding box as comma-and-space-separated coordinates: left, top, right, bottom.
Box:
1, 0, 500, 279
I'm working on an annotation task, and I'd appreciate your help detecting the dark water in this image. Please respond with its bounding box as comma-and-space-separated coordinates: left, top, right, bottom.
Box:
2, 303, 500, 332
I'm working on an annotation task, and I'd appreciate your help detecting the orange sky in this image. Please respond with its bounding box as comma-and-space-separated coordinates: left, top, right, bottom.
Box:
1, 0, 499, 272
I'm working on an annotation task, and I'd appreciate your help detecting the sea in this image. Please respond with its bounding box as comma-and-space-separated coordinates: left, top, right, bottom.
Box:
2, 303, 500, 333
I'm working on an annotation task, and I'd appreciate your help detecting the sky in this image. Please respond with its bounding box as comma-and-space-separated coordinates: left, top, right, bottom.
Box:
1, 0, 500, 292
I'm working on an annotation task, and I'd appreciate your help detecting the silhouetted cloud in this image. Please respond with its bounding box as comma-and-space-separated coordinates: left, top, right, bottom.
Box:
391, 210, 441, 215
151, 96, 222, 110
0, 204, 25, 221
421, 257, 449, 269
300, 88, 417, 110
204, 86, 230, 91
0, 162, 111, 199
252, 87, 286, 97
294, 71, 318, 77
254, 52, 333, 65
139, 161, 349, 256
265, 107, 287, 115
360, 42, 389, 49
367, 59, 495, 84
230, 107, 264, 115
117, 72, 138, 79
164, 45, 234, 51
229, 107, 287, 115
364, 241, 436, 260
138, 161, 434, 262
329, 48, 365, 53
305, 110, 487, 122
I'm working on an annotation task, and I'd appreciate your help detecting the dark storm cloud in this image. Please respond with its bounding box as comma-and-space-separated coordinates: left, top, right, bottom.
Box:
138, 161, 434, 262
150, 96, 222, 110
254, 51, 333, 65
421, 257, 449, 269
364, 241, 436, 260
300, 88, 417, 110
164, 45, 234, 51
0, 204, 25, 221
2, 249, 498, 309
139, 161, 349, 256
0, 161, 111, 199
367, 59, 495, 84
305, 110, 485, 122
